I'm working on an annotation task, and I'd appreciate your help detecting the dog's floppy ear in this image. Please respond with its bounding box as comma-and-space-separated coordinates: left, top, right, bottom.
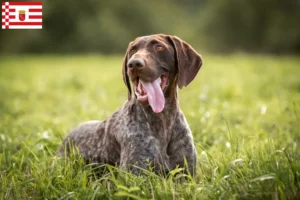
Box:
122, 47, 132, 100
168, 35, 203, 89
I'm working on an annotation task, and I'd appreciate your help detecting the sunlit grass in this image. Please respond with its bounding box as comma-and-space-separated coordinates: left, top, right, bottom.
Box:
0, 54, 300, 199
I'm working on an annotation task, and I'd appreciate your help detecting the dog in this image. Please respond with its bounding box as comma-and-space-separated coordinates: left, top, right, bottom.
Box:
60, 34, 203, 175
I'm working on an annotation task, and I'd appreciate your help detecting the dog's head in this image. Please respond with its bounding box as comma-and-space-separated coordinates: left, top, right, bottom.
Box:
122, 34, 203, 113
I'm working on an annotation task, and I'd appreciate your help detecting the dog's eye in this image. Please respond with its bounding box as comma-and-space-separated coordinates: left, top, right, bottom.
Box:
130, 49, 136, 54
155, 44, 164, 51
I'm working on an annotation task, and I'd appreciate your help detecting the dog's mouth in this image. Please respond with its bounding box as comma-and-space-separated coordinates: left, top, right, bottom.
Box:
134, 74, 168, 113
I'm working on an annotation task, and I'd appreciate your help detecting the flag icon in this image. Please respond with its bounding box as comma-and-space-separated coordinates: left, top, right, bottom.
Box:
2, 2, 42, 29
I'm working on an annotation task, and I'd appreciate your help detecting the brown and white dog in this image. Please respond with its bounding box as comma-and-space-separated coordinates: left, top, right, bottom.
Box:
60, 34, 203, 175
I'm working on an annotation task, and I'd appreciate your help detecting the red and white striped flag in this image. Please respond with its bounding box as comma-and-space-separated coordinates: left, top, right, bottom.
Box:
2, 1, 42, 29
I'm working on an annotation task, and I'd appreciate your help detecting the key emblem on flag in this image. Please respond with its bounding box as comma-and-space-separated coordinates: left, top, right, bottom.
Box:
2, 2, 42, 29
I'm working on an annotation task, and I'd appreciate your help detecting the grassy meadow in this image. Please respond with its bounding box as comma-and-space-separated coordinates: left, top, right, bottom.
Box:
0, 54, 300, 199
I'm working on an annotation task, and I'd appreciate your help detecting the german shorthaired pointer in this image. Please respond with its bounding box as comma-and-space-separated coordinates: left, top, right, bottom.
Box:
60, 34, 203, 175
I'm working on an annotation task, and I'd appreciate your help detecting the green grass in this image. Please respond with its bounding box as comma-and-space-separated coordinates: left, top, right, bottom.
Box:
0, 54, 300, 199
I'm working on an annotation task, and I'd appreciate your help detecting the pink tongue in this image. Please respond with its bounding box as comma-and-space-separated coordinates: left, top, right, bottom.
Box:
140, 78, 165, 113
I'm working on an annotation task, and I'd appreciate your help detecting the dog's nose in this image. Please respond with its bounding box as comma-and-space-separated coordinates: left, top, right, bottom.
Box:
127, 58, 145, 69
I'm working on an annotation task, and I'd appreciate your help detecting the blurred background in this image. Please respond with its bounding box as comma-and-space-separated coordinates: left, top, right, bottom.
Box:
1, 0, 300, 55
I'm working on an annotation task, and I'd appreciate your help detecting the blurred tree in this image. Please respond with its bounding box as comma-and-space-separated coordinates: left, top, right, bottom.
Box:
197, 0, 300, 53
0, 0, 299, 54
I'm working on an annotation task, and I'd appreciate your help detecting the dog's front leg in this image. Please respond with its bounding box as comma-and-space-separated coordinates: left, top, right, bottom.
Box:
167, 116, 197, 176
119, 134, 164, 175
